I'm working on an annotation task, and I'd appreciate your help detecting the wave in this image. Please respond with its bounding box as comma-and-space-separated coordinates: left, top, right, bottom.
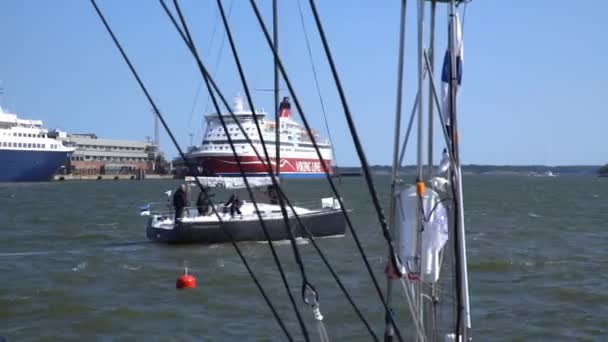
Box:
256, 237, 310, 245
469, 258, 572, 272
122, 264, 141, 271
72, 261, 87, 272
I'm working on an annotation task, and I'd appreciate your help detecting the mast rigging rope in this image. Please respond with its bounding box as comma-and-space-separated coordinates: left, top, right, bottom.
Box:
89, 1, 292, 340
294, 0, 340, 183
215, 0, 378, 339
306, 0, 405, 280
248, 0, 404, 340
162, 0, 310, 339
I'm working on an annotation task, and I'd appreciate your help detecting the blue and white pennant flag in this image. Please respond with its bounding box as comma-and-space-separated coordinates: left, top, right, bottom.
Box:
441, 12, 464, 126
139, 203, 151, 216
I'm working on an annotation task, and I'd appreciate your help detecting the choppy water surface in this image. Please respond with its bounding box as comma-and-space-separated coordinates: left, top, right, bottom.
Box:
1, 175, 606, 341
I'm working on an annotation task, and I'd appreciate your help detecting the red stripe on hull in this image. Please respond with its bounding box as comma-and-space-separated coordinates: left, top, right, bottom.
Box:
196, 156, 333, 175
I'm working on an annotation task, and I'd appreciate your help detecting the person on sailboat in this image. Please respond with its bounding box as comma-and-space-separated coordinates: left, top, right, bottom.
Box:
173, 184, 188, 221
196, 189, 212, 216
266, 185, 279, 205
225, 194, 242, 217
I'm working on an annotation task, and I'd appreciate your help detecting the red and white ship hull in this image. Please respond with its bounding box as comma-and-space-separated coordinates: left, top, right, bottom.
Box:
194, 155, 332, 178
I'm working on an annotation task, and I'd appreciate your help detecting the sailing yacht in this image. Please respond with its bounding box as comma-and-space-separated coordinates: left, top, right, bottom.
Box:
144, 176, 345, 243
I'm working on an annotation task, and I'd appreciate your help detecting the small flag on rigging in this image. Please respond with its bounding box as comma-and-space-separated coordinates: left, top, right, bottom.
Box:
139, 203, 151, 216
441, 12, 464, 128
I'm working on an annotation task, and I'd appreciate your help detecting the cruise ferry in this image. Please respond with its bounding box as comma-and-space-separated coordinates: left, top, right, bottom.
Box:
187, 96, 332, 178
0, 106, 74, 182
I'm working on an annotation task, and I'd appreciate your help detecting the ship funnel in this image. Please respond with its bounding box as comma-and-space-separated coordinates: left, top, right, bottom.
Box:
232, 94, 244, 113
278, 96, 291, 118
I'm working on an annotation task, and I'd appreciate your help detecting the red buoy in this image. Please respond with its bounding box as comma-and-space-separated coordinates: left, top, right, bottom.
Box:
176, 267, 196, 289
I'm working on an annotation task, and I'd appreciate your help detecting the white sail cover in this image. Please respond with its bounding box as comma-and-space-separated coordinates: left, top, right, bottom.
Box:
185, 176, 275, 189
396, 186, 449, 283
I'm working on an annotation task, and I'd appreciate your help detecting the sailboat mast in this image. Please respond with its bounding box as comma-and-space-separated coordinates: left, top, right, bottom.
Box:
415, 0, 426, 335
273, 0, 280, 178
385, 1, 408, 341
448, 0, 471, 337
427, 0, 436, 178
426, 2, 438, 339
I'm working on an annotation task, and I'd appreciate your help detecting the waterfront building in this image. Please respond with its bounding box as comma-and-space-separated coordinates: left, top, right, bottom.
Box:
60, 133, 164, 176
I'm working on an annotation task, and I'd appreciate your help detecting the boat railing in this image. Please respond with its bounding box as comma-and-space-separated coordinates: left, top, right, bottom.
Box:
145, 197, 338, 219
145, 204, 213, 219
290, 200, 319, 208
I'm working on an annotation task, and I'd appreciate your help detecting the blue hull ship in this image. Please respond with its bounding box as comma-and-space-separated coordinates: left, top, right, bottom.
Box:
0, 106, 73, 182
0, 149, 71, 182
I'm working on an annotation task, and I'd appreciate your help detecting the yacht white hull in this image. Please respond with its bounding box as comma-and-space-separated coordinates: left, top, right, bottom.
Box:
146, 202, 345, 244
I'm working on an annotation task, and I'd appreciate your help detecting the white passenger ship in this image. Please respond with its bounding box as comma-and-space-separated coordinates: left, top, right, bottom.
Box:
188, 96, 332, 178
0, 106, 74, 182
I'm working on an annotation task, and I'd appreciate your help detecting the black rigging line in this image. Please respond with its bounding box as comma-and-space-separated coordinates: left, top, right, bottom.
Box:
303, 4, 410, 337
166, 0, 310, 300
189, 0, 233, 144
294, 0, 340, 184
186, 7, 216, 137
160, 0, 377, 337
306, 0, 404, 278
215, 0, 378, 339
212, 0, 317, 311
277, 188, 380, 341
247, 1, 404, 340
88, 1, 292, 340
161, 1, 310, 340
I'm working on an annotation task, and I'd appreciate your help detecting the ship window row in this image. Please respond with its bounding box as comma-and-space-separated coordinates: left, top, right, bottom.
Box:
200, 144, 293, 152
209, 133, 252, 139
228, 127, 255, 132
202, 145, 247, 151
2, 141, 48, 149
9, 132, 47, 138
71, 156, 147, 162
78, 144, 144, 151
211, 126, 257, 133
201, 139, 329, 150
202, 139, 296, 147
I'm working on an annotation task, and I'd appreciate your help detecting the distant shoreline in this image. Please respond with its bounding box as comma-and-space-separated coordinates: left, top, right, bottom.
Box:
335, 165, 602, 176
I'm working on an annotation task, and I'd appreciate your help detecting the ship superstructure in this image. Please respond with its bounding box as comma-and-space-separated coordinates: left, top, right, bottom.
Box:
189, 96, 332, 178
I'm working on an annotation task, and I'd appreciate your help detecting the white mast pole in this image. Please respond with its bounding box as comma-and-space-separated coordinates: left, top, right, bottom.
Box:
427, 1, 436, 179
385, 1, 408, 341
416, 0, 426, 338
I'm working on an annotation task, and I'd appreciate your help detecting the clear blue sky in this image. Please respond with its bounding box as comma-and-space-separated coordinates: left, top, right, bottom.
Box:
0, 1, 606, 166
